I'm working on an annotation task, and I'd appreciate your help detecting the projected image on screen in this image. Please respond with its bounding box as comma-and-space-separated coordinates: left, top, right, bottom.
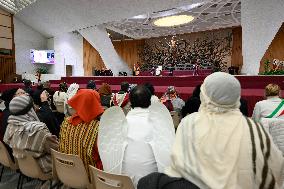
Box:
30, 49, 55, 64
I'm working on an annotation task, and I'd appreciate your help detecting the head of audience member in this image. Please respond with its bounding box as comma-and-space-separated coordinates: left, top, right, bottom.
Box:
43, 81, 51, 89
87, 80, 96, 90
129, 85, 151, 109
265, 84, 281, 98
120, 82, 130, 93
24, 79, 32, 88
144, 83, 155, 96
68, 89, 104, 125
9, 95, 38, 121
33, 90, 49, 107
36, 83, 44, 91
59, 82, 68, 92
0, 88, 19, 108
192, 84, 201, 98
98, 83, 112, 96
166, 86, 178, 99
200, 72, 240, 112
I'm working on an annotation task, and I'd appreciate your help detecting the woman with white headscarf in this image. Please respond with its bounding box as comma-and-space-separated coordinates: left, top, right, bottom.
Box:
138, 72, 284, 189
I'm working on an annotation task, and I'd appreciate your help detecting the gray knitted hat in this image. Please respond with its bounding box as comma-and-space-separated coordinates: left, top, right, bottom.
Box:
9, 95, 33, 116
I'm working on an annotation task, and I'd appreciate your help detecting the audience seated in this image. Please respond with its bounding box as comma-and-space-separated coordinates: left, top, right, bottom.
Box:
181, 85, 201, 118
158, 72, 284, 189
112, 82, 131, 115
252, 84, 283, 122
4, 95, 58, 175
23, 79, 34, 96
161, 86, 185, 114
144, 83, 160, 104
98, 83, 112, 108
53, 82, 68, 124
87, 80, 97, 90
59, 89, 104, 173
43, 81, 56, 111
99, 85, 175, 188
64, 83, 79, 116
33, 90, 60, 137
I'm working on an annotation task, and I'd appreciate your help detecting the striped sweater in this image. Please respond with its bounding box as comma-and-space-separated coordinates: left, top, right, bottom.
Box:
59, 117, 103, 174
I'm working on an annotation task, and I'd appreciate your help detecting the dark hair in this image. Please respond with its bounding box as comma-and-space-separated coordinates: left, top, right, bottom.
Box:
144, 83, 155, 95
120, 82, 129, 93
24, 79, 32, 87
59, 82, 68, 92
36, 83, 43, 90
192, 84, 201, 98
87, 80, 96, 90
0, 88, 18, 107
130, 85, 151, 108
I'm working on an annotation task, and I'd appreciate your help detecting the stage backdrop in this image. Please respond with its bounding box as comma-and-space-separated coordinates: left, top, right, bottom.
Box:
83, 27, 243, 76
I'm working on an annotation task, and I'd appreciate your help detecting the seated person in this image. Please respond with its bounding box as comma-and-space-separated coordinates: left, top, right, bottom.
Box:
112, 82, 131, 115
161, 86, 185, 114
59, 89, 104, 172
181, 85, 201, 118
99, 85, 175, 187
252, 84, 283, 122
23, 79, 34, 96
4, 95, 58, 175
144, 83, 160, 104
87, 80, 96, 90
161, 72, 284, 189
98, 83, 112, 108
53, 82, 68, 124
34, 90, 60, 137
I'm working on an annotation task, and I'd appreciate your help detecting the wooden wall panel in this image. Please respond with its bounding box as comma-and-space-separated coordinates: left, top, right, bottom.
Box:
83, 38, 144, 76
231, 27, 243, 68
0, 8, 15, 83
260, 23, 284, 72
83, 38, 104, 76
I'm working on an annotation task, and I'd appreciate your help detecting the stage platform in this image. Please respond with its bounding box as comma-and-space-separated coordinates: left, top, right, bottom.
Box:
1, 75, 284, 116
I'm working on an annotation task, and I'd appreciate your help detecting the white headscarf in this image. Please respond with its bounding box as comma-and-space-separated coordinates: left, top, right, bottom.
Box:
166, 72, 284, 189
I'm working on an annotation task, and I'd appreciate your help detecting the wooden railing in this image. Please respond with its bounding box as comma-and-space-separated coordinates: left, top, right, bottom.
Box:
0, 55, 15, 83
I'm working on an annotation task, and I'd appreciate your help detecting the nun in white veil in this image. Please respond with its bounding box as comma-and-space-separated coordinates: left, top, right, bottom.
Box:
165, 72, 284, 189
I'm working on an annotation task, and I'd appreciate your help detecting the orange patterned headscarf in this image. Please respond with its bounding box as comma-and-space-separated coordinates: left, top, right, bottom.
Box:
68, 89, 104, 125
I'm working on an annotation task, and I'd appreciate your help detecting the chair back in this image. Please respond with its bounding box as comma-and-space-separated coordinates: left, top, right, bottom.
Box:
170, 111, 180, 129
51, 149, 91, 189
14, 149, 51, 180
90, 165, 135, 189
0, 141, 18, 170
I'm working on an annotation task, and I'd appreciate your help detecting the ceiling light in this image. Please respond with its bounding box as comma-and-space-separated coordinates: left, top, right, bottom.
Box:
153, 15, 194, 27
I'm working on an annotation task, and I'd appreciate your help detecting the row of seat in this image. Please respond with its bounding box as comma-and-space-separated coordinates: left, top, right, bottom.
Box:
0, 141, 135, 189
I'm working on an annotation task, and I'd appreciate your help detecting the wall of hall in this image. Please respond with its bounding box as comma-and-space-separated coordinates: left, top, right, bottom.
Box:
14, 18, 47, 75
260, 23, 284, 73
84, 27, 243, 75
51, 32, 84, 77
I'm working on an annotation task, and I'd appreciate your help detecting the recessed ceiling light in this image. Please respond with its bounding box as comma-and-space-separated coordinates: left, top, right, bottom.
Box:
153, 15, 194, 27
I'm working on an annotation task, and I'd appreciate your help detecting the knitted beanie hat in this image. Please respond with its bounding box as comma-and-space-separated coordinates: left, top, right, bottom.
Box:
9, 95, 33, 116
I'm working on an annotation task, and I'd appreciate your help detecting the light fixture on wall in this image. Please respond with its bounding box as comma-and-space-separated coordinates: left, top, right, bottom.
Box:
153, 15, 194, 27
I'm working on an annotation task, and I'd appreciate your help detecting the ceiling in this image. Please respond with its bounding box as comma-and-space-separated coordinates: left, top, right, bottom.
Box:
10, 0, 202, 37
105, 0, 241, 39
0, 0, 36, 13
0, 0, 241, 39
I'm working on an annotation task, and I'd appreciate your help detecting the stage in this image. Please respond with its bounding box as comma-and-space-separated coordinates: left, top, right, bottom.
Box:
0, 75, 284, 116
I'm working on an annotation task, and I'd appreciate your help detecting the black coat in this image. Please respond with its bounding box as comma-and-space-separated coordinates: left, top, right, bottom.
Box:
37, 101, 60, 137
138, 172, 200, 189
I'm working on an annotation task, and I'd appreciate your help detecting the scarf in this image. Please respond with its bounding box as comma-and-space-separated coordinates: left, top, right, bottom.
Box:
68, 89, 104, 125
166, 72, 284, 189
